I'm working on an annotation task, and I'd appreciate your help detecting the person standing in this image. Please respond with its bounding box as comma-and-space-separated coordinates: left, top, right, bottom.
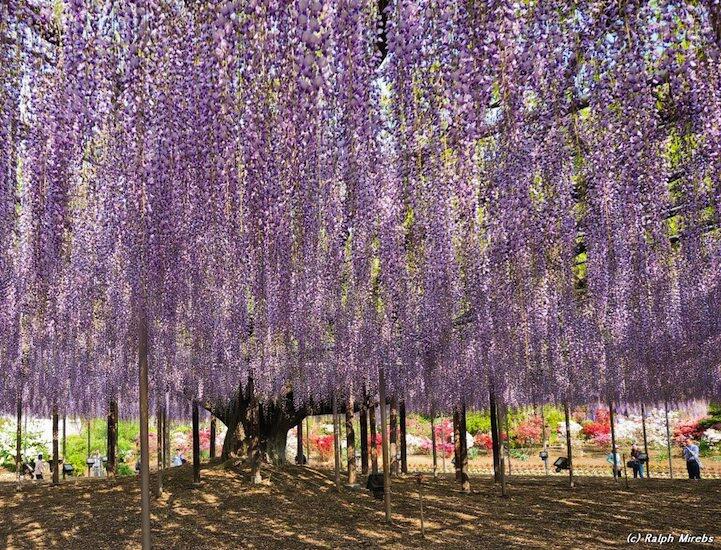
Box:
92, 450, 103, 478
607, 449, 622, 479
630, 443, 645, 478
34, 454, 46, 480
683, 438, 702, 480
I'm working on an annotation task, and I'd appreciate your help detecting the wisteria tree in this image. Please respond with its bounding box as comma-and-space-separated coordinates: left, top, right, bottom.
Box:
2, 0, 721, 541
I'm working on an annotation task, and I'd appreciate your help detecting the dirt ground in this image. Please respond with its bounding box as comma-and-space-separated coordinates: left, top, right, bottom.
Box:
1, 462, 719, 549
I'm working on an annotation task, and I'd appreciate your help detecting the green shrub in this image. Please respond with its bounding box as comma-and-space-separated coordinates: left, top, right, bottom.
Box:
465, 412, 491, 435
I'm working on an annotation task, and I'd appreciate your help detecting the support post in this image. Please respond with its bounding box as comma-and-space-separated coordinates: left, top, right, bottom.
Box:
62, 415, 67, 480
210, 416, 217, 459
430, 410, 437, 479
247, 380, 262, 484
156, 403, 163, 496
346, 398, 356, 484
489, 389, 501, 482
163, 398, 170, 469
52, 406, 59, 485
192, 399, 201, 484
390, 397, 398, 476
400, 401, 408, 475
609, 401, 618, 481
664, 401, 673, 479
295, 418, 303, 464
622, 453, 630, 489
369, 404, 378, 474
460, 403, 470, 492
138, 316, 152, 550
305, 416, 311, 465
453, 407, 461, 481
107, 401, 118, 477
360, 405, 369, 475
378, 367, 391, 523
15, 397, 22, 487
541, 405, 549, 476
440, 417, 447, 474
87, 420, 91, 477
332, 395, 341, 491
564, 403, 574, 488
505, 408, 512, 476
641, 404, 650, 479
498, 403, 507, 497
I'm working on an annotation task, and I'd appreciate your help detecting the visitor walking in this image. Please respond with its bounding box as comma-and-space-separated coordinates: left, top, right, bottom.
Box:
630, 443, 645, 478
34, 454, 46, 480
683, 438, 702, 480
606, 450, 622, 479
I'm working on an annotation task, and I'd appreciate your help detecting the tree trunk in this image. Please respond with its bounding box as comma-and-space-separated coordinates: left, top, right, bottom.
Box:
52, 406, 59, 485
210, 416, 217, 459
369, 404, 378, 474
390, 397, 398, 476
107, 400, 118, 477
216, 380, 309, 467
399, 401, 408, 475
263, 424, 289, 465
359, 406, 369, 475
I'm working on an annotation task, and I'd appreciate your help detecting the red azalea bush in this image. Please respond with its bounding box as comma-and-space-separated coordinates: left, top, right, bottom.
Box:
581, 407, 611, 442
673, 419, 706, 445
311, 434, 335, 460
514, 416, 543, 445
474, 432, 493, 450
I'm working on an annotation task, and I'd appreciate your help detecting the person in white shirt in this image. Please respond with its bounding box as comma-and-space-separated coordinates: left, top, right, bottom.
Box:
34, 454, 45, 480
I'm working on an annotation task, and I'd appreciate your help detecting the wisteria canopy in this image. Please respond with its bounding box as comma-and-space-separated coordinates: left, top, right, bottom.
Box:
1, 0, 720, 420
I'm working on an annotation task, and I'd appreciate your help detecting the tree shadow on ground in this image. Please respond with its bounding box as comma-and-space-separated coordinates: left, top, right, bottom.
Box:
1, 462, 719, 549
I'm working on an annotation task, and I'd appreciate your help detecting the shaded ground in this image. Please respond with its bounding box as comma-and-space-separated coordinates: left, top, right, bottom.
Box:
1, 462, 719, 549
